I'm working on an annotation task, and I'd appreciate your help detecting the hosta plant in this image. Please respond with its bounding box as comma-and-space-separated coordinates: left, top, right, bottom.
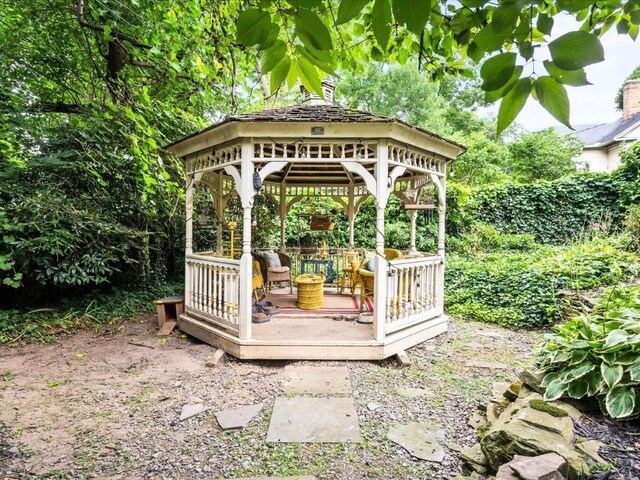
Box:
536, 286, 640, 419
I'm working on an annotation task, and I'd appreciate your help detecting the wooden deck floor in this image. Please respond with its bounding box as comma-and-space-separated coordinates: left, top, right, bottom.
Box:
251, 314, 374, 342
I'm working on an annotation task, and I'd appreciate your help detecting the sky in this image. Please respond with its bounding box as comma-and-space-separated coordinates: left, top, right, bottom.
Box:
482, 15, 640, 132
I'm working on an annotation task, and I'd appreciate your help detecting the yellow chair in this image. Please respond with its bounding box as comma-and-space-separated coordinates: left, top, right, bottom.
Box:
251, 261, 265, 303
352, 249, 403, 312
384, 248, 403, 260
338, 251, 359, 295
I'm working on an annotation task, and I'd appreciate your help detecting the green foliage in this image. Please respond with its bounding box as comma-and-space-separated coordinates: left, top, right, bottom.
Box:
471, 174, 622, 244
445, 236, 640, 329
0, 280, 183, 344
506, 128, 583, 183
613, 141, 640, 209
536, 286, 640, 419
624, 205, 640, 252
449, 223, 537, 256
539, 237, 640, 290
237, 0, 638, 131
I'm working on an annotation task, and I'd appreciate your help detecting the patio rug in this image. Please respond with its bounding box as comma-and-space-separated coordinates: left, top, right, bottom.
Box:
261, 288, 373, 315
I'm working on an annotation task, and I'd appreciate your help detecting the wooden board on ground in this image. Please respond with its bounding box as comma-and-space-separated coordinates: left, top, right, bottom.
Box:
157, 321, 177, 336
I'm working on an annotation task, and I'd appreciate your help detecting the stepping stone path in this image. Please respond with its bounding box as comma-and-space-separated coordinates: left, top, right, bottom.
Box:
216, 403, 264, 430
268, 365, 362, 443
281, 365, 351, 394
267, 396, 362, 443
387, 422, 446, 462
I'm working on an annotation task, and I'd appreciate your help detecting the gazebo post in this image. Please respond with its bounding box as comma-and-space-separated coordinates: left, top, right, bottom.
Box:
279, 183, 287, 252
184, 173, 195, 310
185, 174, 194, 257
347, 183, 355, 250
238, 141, 254, 340
215, 174, 224, 254
373, 140, 390, 342
409, 210, 418, 252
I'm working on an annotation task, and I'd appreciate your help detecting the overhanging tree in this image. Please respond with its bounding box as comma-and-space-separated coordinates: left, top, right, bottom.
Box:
236, 0, 639, 133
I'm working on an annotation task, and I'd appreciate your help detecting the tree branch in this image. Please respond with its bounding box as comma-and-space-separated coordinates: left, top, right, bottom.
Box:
28, 102, 86, 113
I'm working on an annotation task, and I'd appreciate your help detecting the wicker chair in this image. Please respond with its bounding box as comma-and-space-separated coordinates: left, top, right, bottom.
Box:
352, 249, 404, 312
252, 251, 293, 293
251, 261, 265, 303
338, 251, 359, 295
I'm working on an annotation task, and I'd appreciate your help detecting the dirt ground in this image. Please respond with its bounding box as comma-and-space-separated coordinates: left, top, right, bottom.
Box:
0, 315, 541, 479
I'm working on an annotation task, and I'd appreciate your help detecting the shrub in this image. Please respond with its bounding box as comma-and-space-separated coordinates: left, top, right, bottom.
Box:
446, 252, 561, 328
624, 205, 640, 252
471, 174, 622, 244
536, 285, 640, 419
445, 237, 640, 329
539, 237, 640, 290
449, 222, 537, 256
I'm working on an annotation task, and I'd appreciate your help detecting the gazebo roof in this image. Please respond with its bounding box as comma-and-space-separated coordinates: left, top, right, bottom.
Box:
166, 103, 465, 153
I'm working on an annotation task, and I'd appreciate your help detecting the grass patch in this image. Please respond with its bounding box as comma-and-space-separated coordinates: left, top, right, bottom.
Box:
0, 280, 183, 343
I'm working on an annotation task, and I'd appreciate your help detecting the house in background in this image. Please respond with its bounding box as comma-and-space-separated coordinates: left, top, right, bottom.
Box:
558, 80, 640, 173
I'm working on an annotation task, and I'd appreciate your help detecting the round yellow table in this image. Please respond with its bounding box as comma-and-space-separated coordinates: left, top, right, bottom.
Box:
295, 274, 325, 310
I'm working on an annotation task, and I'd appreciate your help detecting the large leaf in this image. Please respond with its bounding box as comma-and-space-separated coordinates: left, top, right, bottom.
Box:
262, 40, 287, 73
605, 386, 636, 419
480, 52, 517, 92
296, 55, 323, 96
601, 363, 624, 389
548, 31, 604, 71
491, 2, 518, 34
603, 329, 630, 349
544, 379, 567, 401
559, 362, 595, 383
536, 13, 554, 35
543, 61, 590, 87
558, 0, 595, 12
336, 0, 369, 24
584, 371, 603, 396
567, 379, 589, 399
540, 371, 559, 388
485, 66, 523, 103
236, 9, 276, 47
270, 56, 291, 94
295, 9, 333, 51
392, 0, 430, 36
534, 76, 571, 127
474, 24, 509, 52
497, 77, 531, 134
371, 0, 392, 49
629, 361, 640, 382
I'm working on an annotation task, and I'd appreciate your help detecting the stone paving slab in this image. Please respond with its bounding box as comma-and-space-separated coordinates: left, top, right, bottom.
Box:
388, 422, 446, 462
216, 403, 264, 429
282, 365, 351, 395
267, 397, 362, 443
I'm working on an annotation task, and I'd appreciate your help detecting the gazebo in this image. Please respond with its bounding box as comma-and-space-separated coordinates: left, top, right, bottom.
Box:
167, 83, 465, 360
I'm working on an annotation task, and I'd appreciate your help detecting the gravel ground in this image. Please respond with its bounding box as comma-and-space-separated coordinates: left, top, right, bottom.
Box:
0, 315, 541, 479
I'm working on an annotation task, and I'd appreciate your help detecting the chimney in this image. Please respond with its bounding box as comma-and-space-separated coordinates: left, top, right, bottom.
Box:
623, 79, 640, 119
300, 81, 335, 105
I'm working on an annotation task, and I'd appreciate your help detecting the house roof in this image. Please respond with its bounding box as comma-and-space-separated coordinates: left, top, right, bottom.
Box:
166, 103, 465, 152
557, 112, 640, 147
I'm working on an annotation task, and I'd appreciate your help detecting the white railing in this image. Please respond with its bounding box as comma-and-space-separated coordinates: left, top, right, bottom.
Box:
185, 253, 241, 332
385, 256, 443, 334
